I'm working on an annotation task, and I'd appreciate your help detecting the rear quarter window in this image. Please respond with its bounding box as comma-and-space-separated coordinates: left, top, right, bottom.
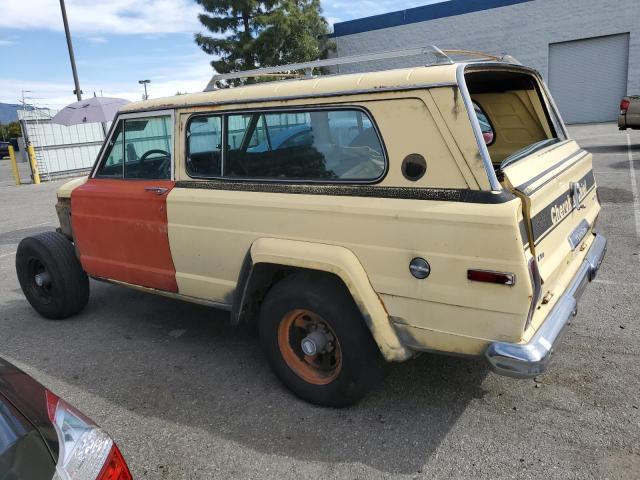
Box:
187, 108, 386, 182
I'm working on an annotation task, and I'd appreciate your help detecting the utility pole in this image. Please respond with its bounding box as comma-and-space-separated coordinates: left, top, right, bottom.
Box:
138, 80, 151, 100
59, 0, 82, 101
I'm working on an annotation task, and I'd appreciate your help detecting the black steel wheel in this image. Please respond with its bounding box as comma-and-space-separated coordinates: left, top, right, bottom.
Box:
16, 232, 89, 319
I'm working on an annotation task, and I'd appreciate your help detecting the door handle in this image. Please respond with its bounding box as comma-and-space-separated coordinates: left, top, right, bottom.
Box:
144, 186, 169, 195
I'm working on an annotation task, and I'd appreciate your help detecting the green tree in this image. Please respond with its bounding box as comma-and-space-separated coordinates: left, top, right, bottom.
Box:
256, 0, 333, 67
0, 121, 21, 141
194, 0, 276, 79
194, 0, 333, 83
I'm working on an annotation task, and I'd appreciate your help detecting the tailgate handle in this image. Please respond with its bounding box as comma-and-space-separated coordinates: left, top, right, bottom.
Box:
144, 186, 169, 195
570, 182, 585, 210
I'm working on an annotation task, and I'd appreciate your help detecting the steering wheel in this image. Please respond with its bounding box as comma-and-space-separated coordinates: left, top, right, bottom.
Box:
139, 149, 170, 164
139, 149, 171, 177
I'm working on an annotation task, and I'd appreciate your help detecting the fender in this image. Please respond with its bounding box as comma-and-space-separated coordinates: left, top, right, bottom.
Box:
248, 237, 412, 362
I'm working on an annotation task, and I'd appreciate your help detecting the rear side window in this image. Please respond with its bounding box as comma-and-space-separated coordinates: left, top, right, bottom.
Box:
188, 108, 385, 182
186, 115, 223, 177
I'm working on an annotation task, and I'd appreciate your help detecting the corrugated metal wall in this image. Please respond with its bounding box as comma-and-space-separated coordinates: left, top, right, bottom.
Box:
18, 108, 105, 180
548, 34, 630, 124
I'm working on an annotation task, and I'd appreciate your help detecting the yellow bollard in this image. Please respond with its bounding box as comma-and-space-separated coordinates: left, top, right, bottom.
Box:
8, 145, 21, 185
27, 144, 41, 185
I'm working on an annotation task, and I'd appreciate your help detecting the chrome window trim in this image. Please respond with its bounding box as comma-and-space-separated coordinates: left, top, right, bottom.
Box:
91, 109, 176, 181
183, 105, 389, 185
456, 63, 502, 191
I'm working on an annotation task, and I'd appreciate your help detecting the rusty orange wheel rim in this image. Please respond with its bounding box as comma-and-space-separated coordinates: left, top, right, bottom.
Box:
277, 309, 342, 385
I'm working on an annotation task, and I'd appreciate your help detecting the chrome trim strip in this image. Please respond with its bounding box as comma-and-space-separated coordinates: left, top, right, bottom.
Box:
485, 233, 607, 378
456, 63, 502, 191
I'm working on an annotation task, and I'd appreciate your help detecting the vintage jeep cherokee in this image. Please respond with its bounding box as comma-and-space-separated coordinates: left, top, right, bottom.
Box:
16, 47, 607, 406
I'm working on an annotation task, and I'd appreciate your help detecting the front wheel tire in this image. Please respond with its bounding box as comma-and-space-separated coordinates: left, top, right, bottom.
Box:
259, 272, 385, 407
16, 232, 89, 320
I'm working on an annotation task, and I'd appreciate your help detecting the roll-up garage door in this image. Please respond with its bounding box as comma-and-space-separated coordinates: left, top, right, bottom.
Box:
548, 33, 629, 124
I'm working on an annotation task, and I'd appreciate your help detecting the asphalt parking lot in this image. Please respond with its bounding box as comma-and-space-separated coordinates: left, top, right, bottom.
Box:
0, 123, 638, 479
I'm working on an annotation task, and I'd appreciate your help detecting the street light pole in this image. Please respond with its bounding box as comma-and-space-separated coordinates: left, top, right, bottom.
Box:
59, 0, 82, 101
138, 80, 151, 100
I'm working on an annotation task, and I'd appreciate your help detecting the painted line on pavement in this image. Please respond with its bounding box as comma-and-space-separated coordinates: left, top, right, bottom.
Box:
22, 221, 54, 229
593, 278, 640, 287
626, 134, 640, 251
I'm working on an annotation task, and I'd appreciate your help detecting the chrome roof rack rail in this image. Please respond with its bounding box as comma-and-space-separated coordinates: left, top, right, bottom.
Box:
204, 45, 453, 91
441, 49, 519, 63
203, 46, 521, 91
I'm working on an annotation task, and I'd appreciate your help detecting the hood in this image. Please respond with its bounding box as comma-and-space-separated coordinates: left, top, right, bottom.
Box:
57, 176, 88, 199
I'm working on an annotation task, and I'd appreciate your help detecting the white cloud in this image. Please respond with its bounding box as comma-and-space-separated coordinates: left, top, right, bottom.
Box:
0, 0, 204, 35
85, 36, 108, 44
0, 57, 213, 108
0, 39, 15, 46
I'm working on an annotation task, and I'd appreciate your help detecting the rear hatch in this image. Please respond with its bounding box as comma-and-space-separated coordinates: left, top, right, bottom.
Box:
500, 139, 600, 285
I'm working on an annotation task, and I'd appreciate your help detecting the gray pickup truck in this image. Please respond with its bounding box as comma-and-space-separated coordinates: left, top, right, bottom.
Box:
619, 96, 640, 130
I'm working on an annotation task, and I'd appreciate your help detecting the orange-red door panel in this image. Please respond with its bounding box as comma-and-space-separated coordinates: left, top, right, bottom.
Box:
71, 178, 178, 292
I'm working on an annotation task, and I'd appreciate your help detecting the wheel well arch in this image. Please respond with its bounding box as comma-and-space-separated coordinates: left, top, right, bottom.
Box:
231, 238, 412, 362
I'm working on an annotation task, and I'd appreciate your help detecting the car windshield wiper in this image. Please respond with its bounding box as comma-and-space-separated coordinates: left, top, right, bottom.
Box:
499, 138, 562, 171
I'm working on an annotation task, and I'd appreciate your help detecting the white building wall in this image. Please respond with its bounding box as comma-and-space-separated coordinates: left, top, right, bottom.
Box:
334, 0, 640, 112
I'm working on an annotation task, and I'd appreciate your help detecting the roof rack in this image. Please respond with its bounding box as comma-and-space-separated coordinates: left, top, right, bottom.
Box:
204, 45, 519, 91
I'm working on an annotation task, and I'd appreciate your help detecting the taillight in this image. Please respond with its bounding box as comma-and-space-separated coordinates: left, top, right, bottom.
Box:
96, 444, 131, 480
46, 390, 132, 480
467, 269, 515, 286
620, 99, 630, 114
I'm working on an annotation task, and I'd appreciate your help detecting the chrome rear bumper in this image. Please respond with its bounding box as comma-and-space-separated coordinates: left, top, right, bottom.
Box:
485, 233, 607, 378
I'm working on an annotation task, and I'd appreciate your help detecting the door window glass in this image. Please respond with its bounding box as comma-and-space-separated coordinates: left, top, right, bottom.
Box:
186, 115, 222, 177
95, 122, 124, 178
123, 116, 172, 179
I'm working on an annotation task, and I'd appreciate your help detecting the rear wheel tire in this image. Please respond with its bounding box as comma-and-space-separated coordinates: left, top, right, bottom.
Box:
259, 272, 385, 407
16, 232, 89, 319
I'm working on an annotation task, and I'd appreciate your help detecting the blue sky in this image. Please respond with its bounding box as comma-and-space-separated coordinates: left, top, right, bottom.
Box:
0, 0, 442, 108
